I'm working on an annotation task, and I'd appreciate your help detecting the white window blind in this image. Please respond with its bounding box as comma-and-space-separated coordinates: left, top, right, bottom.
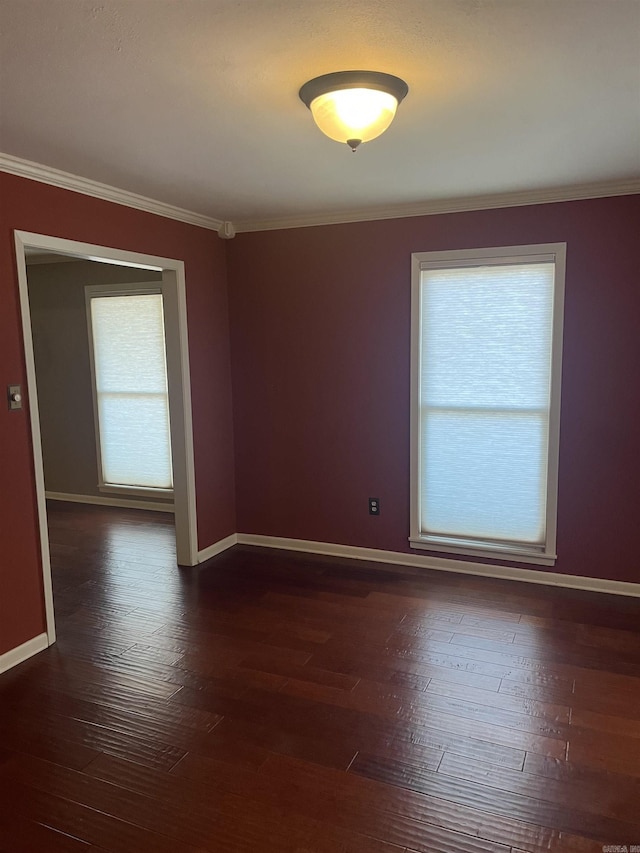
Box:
89, 292, 173, 490
411, 246, 565, 564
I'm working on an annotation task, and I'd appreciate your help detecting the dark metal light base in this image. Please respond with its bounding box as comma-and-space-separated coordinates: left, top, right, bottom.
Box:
299, 70, 409, 108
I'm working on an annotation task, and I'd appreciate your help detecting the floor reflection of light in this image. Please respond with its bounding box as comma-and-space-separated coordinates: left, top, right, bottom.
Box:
90, 515, 188, 623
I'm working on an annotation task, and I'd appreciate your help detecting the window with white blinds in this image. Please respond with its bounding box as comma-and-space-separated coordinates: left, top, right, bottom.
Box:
87, 289, 173, 492
410, 244, 565, 565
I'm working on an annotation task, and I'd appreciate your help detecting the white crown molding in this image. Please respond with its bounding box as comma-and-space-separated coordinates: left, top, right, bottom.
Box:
0, 632, 49, 675
236, 534, 640, 598
234, 178, 640, 233
3, 152, 638, 237
0, 152, 224, 232
197, 533, 238, 563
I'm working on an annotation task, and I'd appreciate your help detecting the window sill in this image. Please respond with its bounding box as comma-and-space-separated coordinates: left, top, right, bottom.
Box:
99, 484, 174, 500
409, 537, 557, 567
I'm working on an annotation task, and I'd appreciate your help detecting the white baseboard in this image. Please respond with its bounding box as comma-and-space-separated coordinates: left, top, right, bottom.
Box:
198, 533, 238, 564
236, 534, 640, 598
45, 491, 174, 513
0, 632, 49, 675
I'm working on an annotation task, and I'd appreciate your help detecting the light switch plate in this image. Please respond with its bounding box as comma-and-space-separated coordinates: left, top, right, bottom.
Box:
8, 384, 23, 410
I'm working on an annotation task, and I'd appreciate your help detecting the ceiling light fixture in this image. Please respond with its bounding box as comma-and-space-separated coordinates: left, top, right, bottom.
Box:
299, 70, 409, 152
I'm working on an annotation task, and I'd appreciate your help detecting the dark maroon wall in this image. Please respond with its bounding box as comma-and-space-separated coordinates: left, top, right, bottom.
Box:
0, 173, 236, 655
2, 180, 637, 658
227, 195, 640, 584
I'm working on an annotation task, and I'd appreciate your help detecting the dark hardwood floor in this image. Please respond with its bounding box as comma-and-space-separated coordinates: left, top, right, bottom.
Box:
1, 502, 640, 852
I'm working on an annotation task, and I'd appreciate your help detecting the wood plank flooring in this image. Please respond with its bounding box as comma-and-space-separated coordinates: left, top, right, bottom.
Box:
1, 501, 639, 852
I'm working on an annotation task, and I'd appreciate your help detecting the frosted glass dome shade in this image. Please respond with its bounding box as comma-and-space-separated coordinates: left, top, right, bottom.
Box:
299, 71, 408, 150
310, 88, 398, 145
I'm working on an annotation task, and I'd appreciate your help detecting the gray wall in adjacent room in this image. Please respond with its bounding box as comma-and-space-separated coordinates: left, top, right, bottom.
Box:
27, 259, 172, 506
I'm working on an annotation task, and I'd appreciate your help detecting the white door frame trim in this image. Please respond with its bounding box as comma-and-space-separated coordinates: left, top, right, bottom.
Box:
13, 230, 199, 647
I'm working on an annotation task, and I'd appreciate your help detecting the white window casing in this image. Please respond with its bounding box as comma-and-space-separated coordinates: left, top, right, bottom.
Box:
410, 244, 566, 566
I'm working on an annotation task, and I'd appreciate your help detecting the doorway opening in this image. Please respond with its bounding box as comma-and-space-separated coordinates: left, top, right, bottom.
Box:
14, 231, 198, 647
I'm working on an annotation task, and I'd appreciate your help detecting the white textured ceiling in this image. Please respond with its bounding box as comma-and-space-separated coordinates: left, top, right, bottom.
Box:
1, 0, 639, 228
